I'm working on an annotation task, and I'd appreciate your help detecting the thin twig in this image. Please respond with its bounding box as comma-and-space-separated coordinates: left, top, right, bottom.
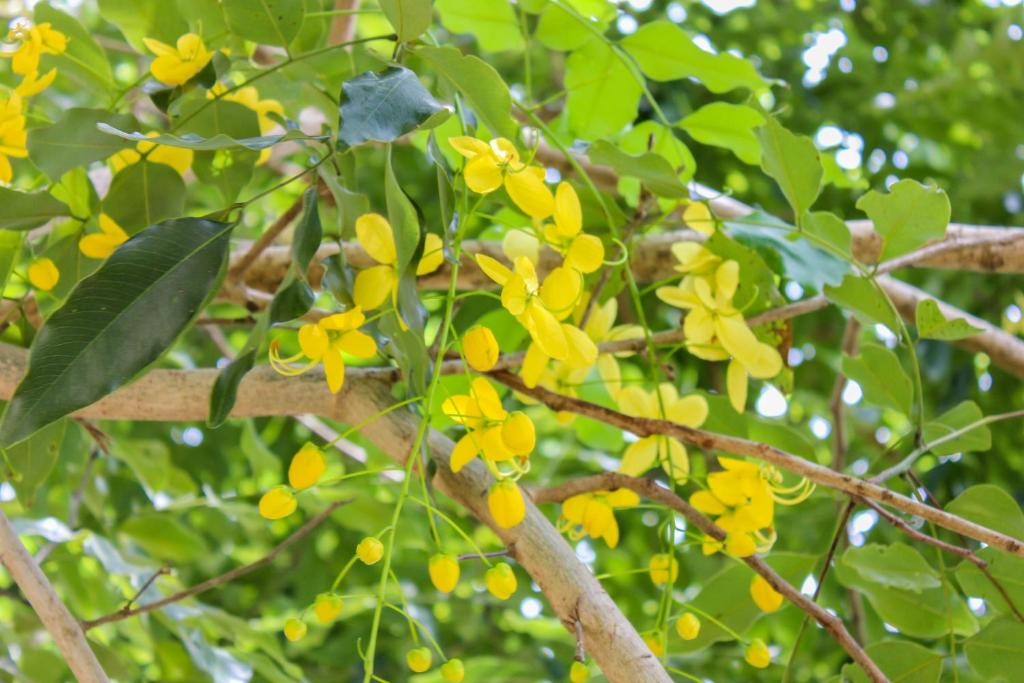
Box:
858, 498, 986, 568
124, 564, 171, 610
82, 500, 348, 630
229, 192, 307, 279
456, 550, 509, 562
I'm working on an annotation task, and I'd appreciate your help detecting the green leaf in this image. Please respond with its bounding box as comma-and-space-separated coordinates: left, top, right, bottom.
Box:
955, 549, 1024, 618
434, 0, 524, 52
756, 116, 823, 217
840, 544, 941, 592
415, 45, 516, 139
97, 0, 187, 50
726, 213, 848, 289
0, 217, 233, 447
176, 98, 260, 203
268, 279, 314, 323
386, 146, 422, 274
380, 0, 433, 42
208, 346, 259, 429
0, 188, 70, 230
120, 512, 208, 562
27, 109, 137, 180
222, 0, 305, 47
565, 40, 642, 140
534, 0, 613, 51
35, 3, 113, 92
841, 343, 913, 415
965, 618, 1024, 681
292, 187, 323, 272
103, 162, 187, 234
801, 210, 852, 260
617, 121, 696, 196
679, 102, 764, 165
339, 67, 449, 147
855, 179, 951, 261
825, 274, 901, 332
915, 298, 983, 341
97, 124, 324, 151
835, 556, 977, 638
947, 485, 1024, 540
842, 641, 943, 683
587, 140, 688, 198
620, 20, 766, 92
922, 401, 991, 456
5, 419, 67, 509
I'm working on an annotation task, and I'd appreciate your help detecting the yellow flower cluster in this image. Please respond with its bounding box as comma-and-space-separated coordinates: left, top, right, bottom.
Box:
557, 488, 639, 548
657, 244, 783, 413
617, 383, 708, 483
270, 307, 377, 394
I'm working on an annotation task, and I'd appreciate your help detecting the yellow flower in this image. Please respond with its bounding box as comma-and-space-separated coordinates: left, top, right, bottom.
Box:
442, 378, 535, 474
28, 257, 59, 291
558, 488, 639, 548
258, 485, 297, 520
750, 575, 784, 613
269, 307, 376, 393
110, 131, 193, 177
79, 214, 129, 259
416, 232, 444, 275
441, 658, 465, 682
428, 553, 460, 593
477, 253, 587, 362
288, 442, 326, 490
463, 325, 500, 372
449, 136, 554, 219
643, 632, 665, 657
14, 68, 57, 97
352, 213, 400, 311
690, 457, 813, 558
283, 617, 307, 642
540, 182, 605, 274
356, 537, 384, 565
648, 553, 678, 586
681, 200, 716, 236
3, 20, 67, 76
569, 660, 589, 683
406, 647, 433, 673
745, 639, 771, 669
0, 94, 28, 184
313, 593, 343, 624
617, 383, 708, 483
675, 613, 700, 641
485, 562, 517, 600
143, 33, 212, 86
488, 479, 526, 529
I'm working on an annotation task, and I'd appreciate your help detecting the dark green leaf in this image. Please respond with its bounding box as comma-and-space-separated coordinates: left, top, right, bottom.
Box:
679, 102, 764, 165
587, 140, 688, 198
756, 116, 823, 217
922, 401, 991, 456
222, 0, 305, 46
0, 217, 233, 447
434, 0, 523, 52
415, 45, 516, 139
825, 274, 901, 332
0, 188, 70, 230
27, 109, 137, 180
840, 544, 941, 592
965, 618, 1024, 681
915, 298, 983, 341
855, 179, 951, 261
5, 419, 67, 509
841, 343, 913, 415
103, 162, 186, 234
380, 0, 433, 42
176, 99, 260, 203
292, 187, 323, 272
385, 146, 422, 273
268, 278, 315, 323
339, 67, 449, 147
208, 348, 258, 429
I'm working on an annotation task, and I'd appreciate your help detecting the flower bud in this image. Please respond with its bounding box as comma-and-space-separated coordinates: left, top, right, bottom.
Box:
258, 486, 297, 520
675, 613, 700, 641
429, 553, 460, 593
750, 575, 784, 613
288, 442, 326, 490
488, 480, 526, 529
406, 646, 432, 672
28, 257, 59, 291
283, 617, 306, 642
441, 658, 465, 682
463, 325, 499, 372
485, 562, 517, 600
744, 639, 771, 668
569, 660, 589, 683
648, 553, 678, 586
313, 593, 343, 624
356, 537, 384, 565
501, 411, 535, 455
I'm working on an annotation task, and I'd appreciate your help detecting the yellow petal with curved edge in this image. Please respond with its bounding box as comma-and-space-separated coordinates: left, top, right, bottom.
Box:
596, 353, 623, 398
337, 329, 376, 358
148, 144, 193, 176
488, 480, 526, 529
690, 490, 727, 516
539, 267, 581, 320
716, 314, 765, 368
521, 341, 548, 388
554, 181, 582, 237
448, 135, 490, 158
142, 37, 175, 57
484, 562, 517, 600
727, 359, 748, 413
490, 137, 520, 165
744, 341, 783, 379
619, 436, 659, 476
322, 348, 345, 393
512, 255, 539, 291
659, 437, 689, 483
258, 486, 297, 520
683, 307, 716, 345
666, 394, 708, 427
475, 253, 512, 285
320, 306, 365, 331
450, 433, 480, 472
719, 457, 759, 473
27, 258, 58, 291
671, 242, 720, 274
502, 228, 540, 264
693, 276, 717, 310
463, 325, 499, 372
0, 154, 13, 184
353, 265, 396, 310
561, 493, 588, 524
750, 575, 784, 612
707, 471, 748, 507
726, 532, 757, 558
617, 385, 654, 419
501, 411, 535, 455
606, 489, 640, 508
480, 424, 514, 461
442, 395, 479, 427
562, 323, 597, 369
682, 201, 715, 236
500, 273, 528, 315
675, 613, 701, 641
428, 553, 460, 593
565, 234, 604, 273
288, 442, 326, 490
716, 260, 739, 303
655, 284, 698, 310
79, 233, 121, 259
416, 232, 444, 275
527, 302, 569, 360
471, 377, 507, 421
355, 213, 397, 265
505, 166, 554, 219
464, 154, 503, 193
745, 639, 772, 668
298, 323, 329, 360
583, 297, 616, 339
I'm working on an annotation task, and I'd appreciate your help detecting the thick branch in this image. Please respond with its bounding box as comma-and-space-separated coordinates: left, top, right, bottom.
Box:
0, 511, 108, 682
532, 473, 887, 683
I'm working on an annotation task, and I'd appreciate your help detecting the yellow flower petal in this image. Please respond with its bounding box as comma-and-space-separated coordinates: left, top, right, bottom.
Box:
298, 323, 329, 360
521, 341, 548, 389
416, 232, 444, 275
258, 486, 297, 520
690, 490, 727, 516
675, 613, 701, 640
475, 253, 512, 286
464, 154, 503, 193
337, 329, 377, 358
682, 201, 715, 236
356, 537, 384, 564
526, 302, 569, 360
562, 323, 598, 369
659, 436, 689, 483
648, 553, 679, 586
501, 411, 535, 455
463, 325, 499, 372
502, 228, 540, 264
488, 479, 526, 529
619, 436, 658, 476
355, 213, 397, 265
666, 394, 708, 427
553, 181, 583, 237
750, 575, 784, 613
539, 266, 581, 320
353, 265, 397, 310
727, 359, 748, 413
322, 348, 346, 393
288, 442, 326, 490
448, 135, 490, 158
504, 166, 554, 219
450, 433, 480, 473
27, 257, 59, 291
744, 639, 771, 668
565, 234, 604, 273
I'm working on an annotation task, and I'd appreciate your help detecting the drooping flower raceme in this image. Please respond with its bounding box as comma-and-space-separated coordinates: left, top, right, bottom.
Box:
617, 383, 708, 483
558, 488, 639, 548
449, 136, 554, 219
143, 33, 212, 86
269, 307, 377, 393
